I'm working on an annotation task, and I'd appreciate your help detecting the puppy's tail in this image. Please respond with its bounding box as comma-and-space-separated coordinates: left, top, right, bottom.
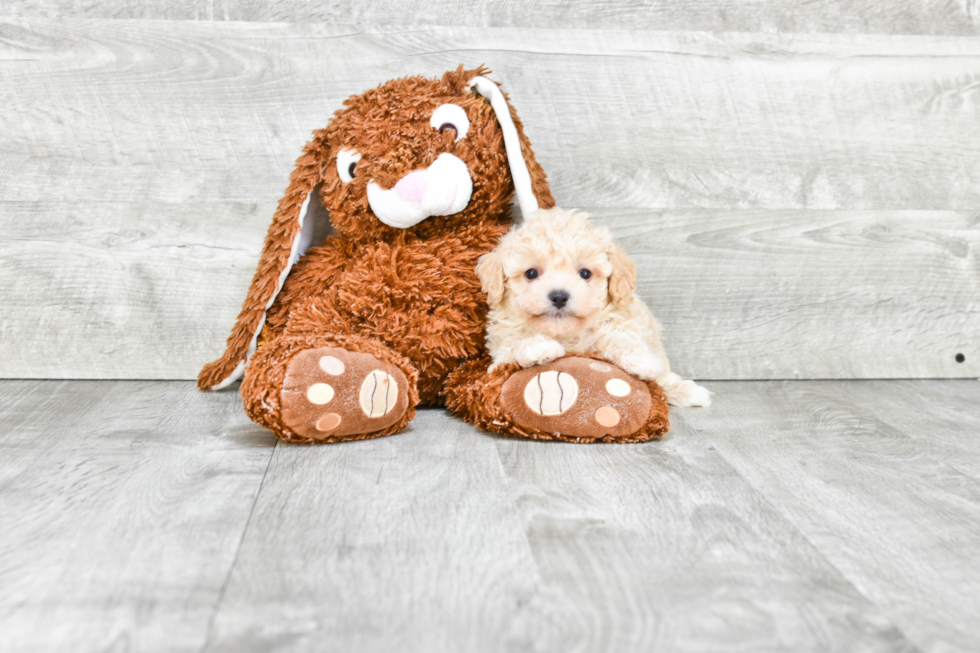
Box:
658, 372, 712, 408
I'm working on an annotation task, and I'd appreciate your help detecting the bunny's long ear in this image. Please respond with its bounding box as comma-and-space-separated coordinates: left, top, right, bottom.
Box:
198, 143, 324, 390
470, 77, 555, 216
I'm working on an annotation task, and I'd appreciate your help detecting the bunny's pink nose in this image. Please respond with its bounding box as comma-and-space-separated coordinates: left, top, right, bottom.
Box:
393, 171, 429, 205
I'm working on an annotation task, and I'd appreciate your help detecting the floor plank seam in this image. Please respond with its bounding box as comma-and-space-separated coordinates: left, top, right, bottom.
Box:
198, 439, 278, 653
0, 381, 71, 497
687, 427, 926, 652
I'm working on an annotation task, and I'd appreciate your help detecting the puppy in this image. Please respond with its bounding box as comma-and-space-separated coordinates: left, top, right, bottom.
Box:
476, 207, 711, 407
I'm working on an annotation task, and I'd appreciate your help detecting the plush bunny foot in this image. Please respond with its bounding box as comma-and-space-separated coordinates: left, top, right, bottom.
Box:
499, 357, 668, 441
280, 347, 410, 441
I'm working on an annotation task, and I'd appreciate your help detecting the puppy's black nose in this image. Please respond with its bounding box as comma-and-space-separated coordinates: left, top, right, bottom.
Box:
548, 290, 570, 309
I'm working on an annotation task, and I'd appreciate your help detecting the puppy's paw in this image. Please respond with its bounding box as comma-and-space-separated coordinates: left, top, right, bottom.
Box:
513, 338, 566, 368
665, 379, 712, 407
617, 352, 665, 381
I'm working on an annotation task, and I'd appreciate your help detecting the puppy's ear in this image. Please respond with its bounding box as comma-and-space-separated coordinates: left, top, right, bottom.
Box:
607, 242, 637, 307
476, 249, 506, 308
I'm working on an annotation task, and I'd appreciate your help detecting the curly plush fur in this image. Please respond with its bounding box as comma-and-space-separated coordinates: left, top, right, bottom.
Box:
199, 66, 555, 442
444, 353, 670, 443
200, 67, 680, 444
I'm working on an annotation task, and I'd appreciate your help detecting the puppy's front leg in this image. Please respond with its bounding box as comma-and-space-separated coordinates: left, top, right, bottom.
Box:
511, 335, 566, 368
607, 343, 665, 381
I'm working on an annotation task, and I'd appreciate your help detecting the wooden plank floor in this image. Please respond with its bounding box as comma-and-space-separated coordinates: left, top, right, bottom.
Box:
2, 379, 979, 652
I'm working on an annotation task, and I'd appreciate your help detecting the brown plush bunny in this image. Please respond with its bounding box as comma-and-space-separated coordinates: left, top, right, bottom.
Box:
199, 66, 669, 443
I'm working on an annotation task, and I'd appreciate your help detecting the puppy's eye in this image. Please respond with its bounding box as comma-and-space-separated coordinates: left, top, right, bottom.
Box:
579, 269, 592, 280
524, 268, 539, 280
430, 104, 470, 142
336, 149, 361, 184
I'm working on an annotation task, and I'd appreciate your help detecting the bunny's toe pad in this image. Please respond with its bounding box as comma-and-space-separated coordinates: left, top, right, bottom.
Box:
281, 347, 409, 440
500, 357, 656, 439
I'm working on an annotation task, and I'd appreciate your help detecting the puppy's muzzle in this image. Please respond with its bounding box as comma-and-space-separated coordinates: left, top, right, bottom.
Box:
366, 153, 473, 229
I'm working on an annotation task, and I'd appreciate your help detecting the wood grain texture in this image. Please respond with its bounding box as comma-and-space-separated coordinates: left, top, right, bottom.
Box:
4, 379, 980, 651
203, 406, 914, 653
2, 203, 975, 380
0, 201, 271, 379
5, 0, 980, 35
684, 379, 980, 653
1, 21, 978, 380
598, 208, 980, 380
3, 23, 979, 210
833, 379, 980, 478
0, 380, 275, 653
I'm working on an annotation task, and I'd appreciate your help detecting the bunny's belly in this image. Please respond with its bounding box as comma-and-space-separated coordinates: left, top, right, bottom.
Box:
275, 235, 501, 404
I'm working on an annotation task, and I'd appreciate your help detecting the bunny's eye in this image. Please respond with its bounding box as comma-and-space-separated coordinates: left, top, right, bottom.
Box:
336, 149, 361, 184
430, 104, 470, 142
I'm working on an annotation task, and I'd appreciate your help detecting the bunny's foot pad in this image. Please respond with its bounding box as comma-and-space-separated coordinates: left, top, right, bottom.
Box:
500, 357, 662, 440
281, 347, 409, 440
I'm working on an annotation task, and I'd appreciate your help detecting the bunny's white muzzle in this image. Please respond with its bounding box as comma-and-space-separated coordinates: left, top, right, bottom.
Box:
366, 153, 473, 229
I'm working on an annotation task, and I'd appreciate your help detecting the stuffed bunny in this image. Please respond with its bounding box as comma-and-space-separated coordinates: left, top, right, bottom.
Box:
200, 66, 669, 443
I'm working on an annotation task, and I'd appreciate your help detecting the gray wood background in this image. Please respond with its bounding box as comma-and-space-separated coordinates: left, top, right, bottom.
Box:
1, 6, 978, 380
8, 1, 980, 34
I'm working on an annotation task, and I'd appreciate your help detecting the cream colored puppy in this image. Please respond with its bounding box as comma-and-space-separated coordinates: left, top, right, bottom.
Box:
477, 207, 711, 407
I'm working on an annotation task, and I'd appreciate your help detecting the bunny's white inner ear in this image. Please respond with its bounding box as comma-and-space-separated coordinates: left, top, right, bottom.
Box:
212, 190, 317, 390
296, 186, 335, 257
469, 76, 539, 217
